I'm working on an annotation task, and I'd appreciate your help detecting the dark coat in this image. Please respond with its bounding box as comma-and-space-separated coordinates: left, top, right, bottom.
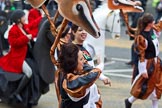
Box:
33, 18, 55, 84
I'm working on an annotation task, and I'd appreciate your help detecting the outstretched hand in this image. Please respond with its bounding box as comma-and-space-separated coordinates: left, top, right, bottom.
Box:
102, 77, 111, 86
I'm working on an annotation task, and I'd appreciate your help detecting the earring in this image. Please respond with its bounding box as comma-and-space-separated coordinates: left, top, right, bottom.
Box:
73, 70, 77, 74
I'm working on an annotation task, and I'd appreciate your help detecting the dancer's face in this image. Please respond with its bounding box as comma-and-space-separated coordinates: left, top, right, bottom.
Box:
76, 50, 84, 72
74, 27, 87, 44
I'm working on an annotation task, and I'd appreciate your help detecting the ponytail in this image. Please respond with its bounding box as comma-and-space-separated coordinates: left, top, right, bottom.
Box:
136, 13, 154, 35
136, 17, 143, 35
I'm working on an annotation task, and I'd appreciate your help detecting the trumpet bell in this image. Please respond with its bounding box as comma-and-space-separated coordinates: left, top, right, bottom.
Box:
25, 0, 47, 8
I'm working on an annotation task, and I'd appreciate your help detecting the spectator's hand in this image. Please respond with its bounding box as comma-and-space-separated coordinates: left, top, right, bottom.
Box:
102, 77, 111, 86
142, 72, 148, 79
26, 34, 32, 40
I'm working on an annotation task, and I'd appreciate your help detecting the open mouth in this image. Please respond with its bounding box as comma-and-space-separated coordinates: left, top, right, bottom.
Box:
81, 34, 87, 39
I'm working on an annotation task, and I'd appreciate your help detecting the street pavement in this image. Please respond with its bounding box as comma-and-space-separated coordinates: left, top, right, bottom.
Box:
1, 0, 162, 108
1, 27, 162, 108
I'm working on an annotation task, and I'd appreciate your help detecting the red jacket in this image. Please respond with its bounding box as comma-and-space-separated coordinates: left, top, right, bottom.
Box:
0, 24, 29, 73
27, 8, 42, 38
28, 9, 41, 24
24, 16, 42, 38
0, 16, 41, 73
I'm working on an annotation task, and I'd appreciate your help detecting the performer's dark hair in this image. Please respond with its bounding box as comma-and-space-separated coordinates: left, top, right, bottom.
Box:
70, 24, 79, 41
136, 13, 154, 35
59, 43, 79, 74
71, 24, 78, 33
56, 24, 71, 38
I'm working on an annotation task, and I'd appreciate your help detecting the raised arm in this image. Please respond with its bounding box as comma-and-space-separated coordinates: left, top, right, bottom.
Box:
63, 68, 101, 98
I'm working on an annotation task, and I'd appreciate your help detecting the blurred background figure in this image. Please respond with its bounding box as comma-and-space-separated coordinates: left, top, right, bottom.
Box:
22, 0, 32, 10
0, 0, 6, 11
0, 0, 14, 55
0, 16, 8, 56
28, 8, 42, 23
0, 0, 16, 12
95, 0, 103, 8
152, 0, 160, 8
27, 8, 42, 40
155, 0, 162, 23
126, 0, 148, 66
89, 0, 103, 12
46, 0, 58, 17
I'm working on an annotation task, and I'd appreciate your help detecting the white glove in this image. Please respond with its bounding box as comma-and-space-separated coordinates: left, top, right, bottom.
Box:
138, 61, 147, 74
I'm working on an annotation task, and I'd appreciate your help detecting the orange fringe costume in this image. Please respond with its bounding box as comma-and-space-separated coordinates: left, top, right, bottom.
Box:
55, 66, 101, 108
130, 21, 162, 100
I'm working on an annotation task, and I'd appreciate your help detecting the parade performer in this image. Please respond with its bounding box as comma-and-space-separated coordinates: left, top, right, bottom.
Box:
71, 24, 111, 108
54, 24, 108, 108
71, 24, 111, 85
57, 43, 101, 108
125, 13, 162, 108
0, 9, 41, 102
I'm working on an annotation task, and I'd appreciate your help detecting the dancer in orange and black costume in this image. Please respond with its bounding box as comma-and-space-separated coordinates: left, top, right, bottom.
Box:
57, 43, 101, 108
125, 13, 162, 108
